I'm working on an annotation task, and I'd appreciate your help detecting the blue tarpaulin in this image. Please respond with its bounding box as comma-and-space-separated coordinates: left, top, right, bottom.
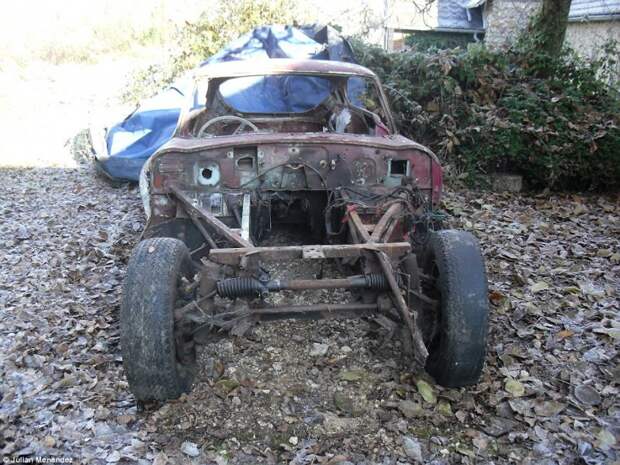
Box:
94, 25, 357, 182
219, 75, 334, 114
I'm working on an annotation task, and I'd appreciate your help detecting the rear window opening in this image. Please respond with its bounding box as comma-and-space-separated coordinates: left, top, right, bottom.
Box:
389, 159, 409, 176
219, 75, 332, 114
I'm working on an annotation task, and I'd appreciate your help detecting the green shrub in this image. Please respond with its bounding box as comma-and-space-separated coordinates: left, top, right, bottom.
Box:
122, 0, 307, 102
351, 39, 620, 191
405, 31, 475, 51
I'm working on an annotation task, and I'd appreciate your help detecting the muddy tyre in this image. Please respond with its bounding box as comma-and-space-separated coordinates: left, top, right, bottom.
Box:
120, 237, 196, 401
418, 230, 489, 387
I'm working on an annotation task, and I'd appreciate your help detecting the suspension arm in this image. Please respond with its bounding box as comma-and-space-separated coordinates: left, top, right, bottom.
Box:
344, 197, 429, 366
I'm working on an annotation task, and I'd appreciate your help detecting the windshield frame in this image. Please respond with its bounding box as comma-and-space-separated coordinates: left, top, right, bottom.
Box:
175, 70, 397, 137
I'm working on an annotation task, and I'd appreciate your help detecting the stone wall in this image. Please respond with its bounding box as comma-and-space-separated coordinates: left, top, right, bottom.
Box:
566, 20, 620, 85
484, 0, 541, 48
565, 20, 620, 59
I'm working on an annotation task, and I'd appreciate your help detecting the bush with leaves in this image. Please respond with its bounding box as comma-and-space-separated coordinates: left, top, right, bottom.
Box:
351, 39, 620, 191
122, 0, 307, 102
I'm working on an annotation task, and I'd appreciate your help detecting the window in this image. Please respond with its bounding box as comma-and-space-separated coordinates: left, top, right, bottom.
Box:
218, 75, 332, 114
346, 77, 387, 122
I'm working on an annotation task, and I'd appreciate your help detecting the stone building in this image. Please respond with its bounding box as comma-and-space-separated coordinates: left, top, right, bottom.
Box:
486, 0, 620, 57
484, 0, 540, 48
388, 0, 620, 62
389, 0, 486, 49
565, 0, 620, 63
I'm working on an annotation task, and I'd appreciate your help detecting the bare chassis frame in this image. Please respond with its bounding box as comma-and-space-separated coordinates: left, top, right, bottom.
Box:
170, 184, 430, 367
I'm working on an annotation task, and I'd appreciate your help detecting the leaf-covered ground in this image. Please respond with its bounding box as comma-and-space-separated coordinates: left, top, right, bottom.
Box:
1, 57, 618, 465
1, 164, 618, 465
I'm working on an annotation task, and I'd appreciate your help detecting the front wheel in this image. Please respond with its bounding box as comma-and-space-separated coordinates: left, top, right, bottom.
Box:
120, 238, 197, 401
416, 230, 489, 387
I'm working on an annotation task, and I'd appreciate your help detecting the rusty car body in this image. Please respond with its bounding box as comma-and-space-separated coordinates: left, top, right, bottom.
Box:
121, 59, 489, 401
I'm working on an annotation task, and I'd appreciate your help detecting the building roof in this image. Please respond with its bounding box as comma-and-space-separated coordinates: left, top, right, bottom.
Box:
388, 0, 484, 33
437, 0, 484, 29
569, 0, 620, 19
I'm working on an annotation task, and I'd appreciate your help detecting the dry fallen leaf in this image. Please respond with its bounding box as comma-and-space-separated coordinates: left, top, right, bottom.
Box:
416, 379, 437, 404
505, 378, 526, 397
595, 428, 616, 450
533, 400, 565, 417
557, 329, 574, 340
488, 290, 506, 305
530, 281, 549, 293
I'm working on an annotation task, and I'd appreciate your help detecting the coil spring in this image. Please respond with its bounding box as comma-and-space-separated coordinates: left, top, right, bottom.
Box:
216, 277, 264, 298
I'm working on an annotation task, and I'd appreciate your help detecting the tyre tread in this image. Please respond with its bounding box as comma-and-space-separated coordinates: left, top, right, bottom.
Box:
120, 237, 195, 401
424, 230, 489, 387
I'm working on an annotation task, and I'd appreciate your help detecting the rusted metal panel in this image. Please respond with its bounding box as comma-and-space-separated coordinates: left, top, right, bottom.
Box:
209, 242, 411, 265
155, 132, 437, 159
151, 143, 437, 197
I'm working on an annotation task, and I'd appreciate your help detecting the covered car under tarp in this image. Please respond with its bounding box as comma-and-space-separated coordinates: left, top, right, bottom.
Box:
91, 24, 358, 182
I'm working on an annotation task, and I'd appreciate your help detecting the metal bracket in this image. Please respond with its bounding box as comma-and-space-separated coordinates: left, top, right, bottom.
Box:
241, 193, 251, 242
302, 245, 326, 259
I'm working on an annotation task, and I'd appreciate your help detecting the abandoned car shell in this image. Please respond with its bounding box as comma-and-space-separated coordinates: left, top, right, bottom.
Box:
122, 59, 489, 401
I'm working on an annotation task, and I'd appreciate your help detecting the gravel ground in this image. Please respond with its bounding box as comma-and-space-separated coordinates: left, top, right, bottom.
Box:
0, 164, 618, 465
